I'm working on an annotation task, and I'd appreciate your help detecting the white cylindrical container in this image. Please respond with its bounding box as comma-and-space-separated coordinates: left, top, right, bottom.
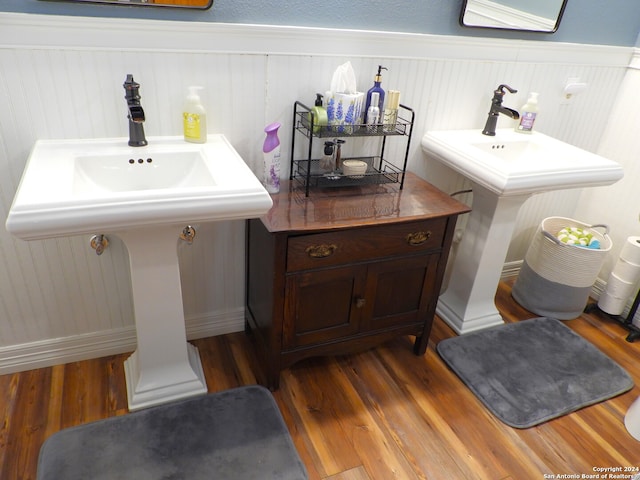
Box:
624, 395, 640, 441
611, 257, 640, 282
598, 272, 636, 315
598, 239, 640, 315
598, 291, 628, 316
605, 272, 638, 299
620, 236, 640, 265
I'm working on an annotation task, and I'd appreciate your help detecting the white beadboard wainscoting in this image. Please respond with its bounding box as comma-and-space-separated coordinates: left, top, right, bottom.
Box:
0, 13, 635, 373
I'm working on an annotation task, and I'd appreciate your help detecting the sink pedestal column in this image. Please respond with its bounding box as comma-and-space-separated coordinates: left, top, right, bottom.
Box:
119, 225, 207, 411
437, 184, 531, 334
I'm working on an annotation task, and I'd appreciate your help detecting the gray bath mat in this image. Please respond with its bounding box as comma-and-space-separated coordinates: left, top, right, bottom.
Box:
437, 317, 633, 428
37, 385, 308, 480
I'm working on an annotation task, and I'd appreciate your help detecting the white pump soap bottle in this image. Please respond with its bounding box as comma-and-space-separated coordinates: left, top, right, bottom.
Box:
516, 92, 538, 134
183, 86, 207, 143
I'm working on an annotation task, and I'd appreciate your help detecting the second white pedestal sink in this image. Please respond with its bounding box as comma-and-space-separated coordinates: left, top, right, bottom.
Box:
422, 128, 623, 334
6, 135, 273, 410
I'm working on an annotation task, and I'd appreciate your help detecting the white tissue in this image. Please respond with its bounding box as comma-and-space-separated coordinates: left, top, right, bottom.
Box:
330, 61, 357, 94
325, 61, 365, 133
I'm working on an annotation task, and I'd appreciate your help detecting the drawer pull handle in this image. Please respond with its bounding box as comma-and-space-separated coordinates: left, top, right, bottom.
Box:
305, 244, 338, 258
355, 297, 366, 308
407, 231, 431, 246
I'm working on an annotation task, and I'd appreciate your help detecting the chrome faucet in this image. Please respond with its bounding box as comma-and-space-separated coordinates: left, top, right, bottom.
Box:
482, 84, 520, 136
123, 74, 147, 147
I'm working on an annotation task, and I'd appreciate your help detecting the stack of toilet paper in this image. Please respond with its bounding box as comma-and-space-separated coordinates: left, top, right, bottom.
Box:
598, 236, 640, 316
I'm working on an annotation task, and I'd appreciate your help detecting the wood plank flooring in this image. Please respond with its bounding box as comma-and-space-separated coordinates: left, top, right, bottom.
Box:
1, 279, 639, 479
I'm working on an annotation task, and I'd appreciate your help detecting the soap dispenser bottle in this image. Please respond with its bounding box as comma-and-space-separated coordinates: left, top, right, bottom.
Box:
364, 65, 387, 119
308, 93, 328, 133
319, 141, 335, 173
516, 92, 539, 134
183, 86, 207, 143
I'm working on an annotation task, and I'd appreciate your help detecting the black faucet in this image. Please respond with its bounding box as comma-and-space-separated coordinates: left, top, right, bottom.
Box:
123, 74, 147, 147
482, 84, 520, 136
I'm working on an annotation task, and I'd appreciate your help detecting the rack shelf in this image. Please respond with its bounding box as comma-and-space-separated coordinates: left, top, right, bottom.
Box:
290, 100, 415, 196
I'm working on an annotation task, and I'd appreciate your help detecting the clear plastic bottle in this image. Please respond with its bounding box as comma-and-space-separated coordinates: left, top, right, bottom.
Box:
319, 141, 335, 173
516, 92, 539, 134
183, 86, 207, 143
383, 90, 400, 133
263, 122, 281, 193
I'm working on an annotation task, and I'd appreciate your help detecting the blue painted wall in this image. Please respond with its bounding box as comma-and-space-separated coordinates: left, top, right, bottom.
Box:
3, 0, 640, 47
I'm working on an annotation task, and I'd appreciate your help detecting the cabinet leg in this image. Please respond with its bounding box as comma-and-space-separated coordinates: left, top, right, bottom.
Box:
413, 335, 428, 355
267, 371, 281, 391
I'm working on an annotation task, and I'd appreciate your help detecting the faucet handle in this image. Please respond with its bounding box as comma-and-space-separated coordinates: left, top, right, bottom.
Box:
124, 74, 139, 90
496, 84, 517, 95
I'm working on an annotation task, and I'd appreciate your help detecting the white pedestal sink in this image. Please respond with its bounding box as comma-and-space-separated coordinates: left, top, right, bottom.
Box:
119, 225, 208, 411
422, 129, 623, 334
6, 135, 273, 410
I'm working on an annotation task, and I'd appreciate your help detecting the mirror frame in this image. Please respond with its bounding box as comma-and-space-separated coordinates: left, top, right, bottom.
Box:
40, 0, 213, 9
459, 0, 568, 33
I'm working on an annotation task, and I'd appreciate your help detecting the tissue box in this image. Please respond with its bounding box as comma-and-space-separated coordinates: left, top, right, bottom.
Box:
325, 92, 364, 134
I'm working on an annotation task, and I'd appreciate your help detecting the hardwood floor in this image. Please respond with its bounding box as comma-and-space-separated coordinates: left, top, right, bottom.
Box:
2, 279, 639, 479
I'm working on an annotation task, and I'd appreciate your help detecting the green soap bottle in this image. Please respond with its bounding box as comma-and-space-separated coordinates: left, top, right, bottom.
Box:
308, 93, 328, 133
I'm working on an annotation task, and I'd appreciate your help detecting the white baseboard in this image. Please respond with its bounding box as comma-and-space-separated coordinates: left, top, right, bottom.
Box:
0, 309, 245, 375
0, 267, 617, 375
501, 260, 522, 279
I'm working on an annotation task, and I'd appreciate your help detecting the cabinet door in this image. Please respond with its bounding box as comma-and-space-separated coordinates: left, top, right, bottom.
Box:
362, 254, 440, 332
283, 265, 367, 349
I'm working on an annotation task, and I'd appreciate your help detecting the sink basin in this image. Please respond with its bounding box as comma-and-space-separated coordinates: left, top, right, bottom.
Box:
421, 128, 623, 335
6, 135, 272, 240
6, 134, 272, 411
73, 150, 215, 193
422, 128, 624, 196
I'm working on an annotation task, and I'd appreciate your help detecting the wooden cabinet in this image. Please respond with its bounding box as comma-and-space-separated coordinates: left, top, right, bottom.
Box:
245, 173, 470, 389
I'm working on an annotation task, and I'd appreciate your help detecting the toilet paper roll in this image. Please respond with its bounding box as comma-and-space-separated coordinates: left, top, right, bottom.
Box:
620, 236, 640, 265
611, 256, 640, 283
598, 291, 627, 316
604, 271, 638, 300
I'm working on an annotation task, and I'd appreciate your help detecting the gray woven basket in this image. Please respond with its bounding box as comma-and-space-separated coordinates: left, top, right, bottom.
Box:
512, 216, 612, 319
525, 216, 611, 287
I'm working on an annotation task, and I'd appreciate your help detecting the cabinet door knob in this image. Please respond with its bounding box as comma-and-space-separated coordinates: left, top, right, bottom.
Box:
355, 297, 366, 308
305, 243, 338, 258
406, 231, 431, 246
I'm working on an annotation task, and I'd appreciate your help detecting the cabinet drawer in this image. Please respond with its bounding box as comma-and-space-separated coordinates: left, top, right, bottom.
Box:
286, 219, 447, 272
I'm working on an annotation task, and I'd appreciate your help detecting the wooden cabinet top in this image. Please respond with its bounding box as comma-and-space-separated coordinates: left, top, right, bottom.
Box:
260, 172, 471, 233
